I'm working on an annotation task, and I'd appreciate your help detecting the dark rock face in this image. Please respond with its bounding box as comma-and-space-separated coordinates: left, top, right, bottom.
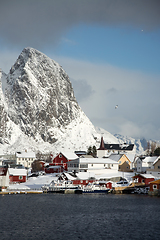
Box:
2, 47, 81, 143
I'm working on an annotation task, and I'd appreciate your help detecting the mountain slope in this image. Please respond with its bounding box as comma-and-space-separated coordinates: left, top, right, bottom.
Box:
0, 48, 144, 155
0, 48, 101, 154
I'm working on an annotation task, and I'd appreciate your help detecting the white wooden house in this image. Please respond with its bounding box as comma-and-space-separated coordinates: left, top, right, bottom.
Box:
67, 157, 119, 173
15, 151, 36, 168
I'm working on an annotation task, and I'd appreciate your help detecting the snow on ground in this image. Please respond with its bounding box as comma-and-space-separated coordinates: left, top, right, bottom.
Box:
8, 173, 58, 190
7, 171, 135, 190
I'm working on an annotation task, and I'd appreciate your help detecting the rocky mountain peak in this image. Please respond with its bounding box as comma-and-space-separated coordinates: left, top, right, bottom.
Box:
1, 48, 85, 146
0, 48, 145, 154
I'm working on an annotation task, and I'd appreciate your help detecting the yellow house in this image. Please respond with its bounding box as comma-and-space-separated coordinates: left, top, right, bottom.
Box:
109, 153, 134, 172
153, 157, 160, 171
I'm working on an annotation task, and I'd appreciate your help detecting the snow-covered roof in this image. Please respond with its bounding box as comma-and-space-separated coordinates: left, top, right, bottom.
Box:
61, 152, 79, 160
8, 168, 27, 176
109, 154, 122, 162
76, 172, 95, 179
125, 153, 136, 162
133, 173, 155, 179
16, 151, 36, 158
62, 172, 77, 180
143, 156, 157, 163
78, 158, 119, 164
153, 157, 160, 165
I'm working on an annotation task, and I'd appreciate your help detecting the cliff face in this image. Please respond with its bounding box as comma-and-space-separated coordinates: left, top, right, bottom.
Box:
5, 47, 81, 143
0, 47, 144, 154
0, 48, 99, 153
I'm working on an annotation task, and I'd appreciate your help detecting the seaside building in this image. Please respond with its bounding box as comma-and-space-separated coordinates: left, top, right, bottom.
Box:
97, 137, 134, 158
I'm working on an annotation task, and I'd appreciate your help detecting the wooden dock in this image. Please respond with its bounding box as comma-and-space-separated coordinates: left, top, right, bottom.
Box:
0, 190, 43, 195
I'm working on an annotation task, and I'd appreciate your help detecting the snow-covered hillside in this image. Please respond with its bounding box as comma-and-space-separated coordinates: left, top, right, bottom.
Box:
0, 48, 145, 155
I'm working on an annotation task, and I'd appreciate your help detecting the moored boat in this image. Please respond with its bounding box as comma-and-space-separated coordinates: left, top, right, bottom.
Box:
42, 180, 82, 194
82, 182, 109, 194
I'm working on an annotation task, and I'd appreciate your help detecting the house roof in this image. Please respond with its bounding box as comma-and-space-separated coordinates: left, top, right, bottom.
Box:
150, 179, 160, 184
108, 154, 123, 162
143, 156, 157, 163
125, 153, 136, 163
104, 143, 134, 151
153, 157, 160, 165
16, 151, 36, 158
61, 152, 79, 160
132, 174, 155, 179
78, 158, 119, 164
80, 155, 94, 158
8, 168, 27, 176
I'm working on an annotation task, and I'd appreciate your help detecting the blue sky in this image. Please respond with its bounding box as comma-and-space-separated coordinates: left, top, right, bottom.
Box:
0, 0, 160, 141
53, 25, 160, 74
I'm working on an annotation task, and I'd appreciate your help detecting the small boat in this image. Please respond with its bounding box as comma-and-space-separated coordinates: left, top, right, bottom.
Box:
82, 182, 109, 194
42, 180, 82, 194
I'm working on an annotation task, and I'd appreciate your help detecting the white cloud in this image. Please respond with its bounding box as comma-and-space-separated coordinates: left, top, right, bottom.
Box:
51, 55, 160, 140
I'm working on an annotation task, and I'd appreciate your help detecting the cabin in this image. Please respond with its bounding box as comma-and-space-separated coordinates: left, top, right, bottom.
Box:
149, 179, 160, 192
132, 174, 154, 186
8, 168, 27, 183
51, 152, 79, 171
97, 137, 134, 158
16, 151, 36, 168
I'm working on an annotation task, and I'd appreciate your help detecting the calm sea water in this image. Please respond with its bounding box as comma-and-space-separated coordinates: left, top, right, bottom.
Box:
0, 193, 160, 240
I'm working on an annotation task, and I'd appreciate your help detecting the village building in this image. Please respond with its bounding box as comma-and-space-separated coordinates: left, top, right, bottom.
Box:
16, 151, 36, 168
149, 179, 160, 192
0, 166, 9, 188
97, 137, 134, 158
67, 157, 119, 174
146, 157, 160, 178
132, 174, 155, 186
50, 152, 79, 171
134, 156, 160, 176
109, 153, 135, 172
8, 168, 27, 184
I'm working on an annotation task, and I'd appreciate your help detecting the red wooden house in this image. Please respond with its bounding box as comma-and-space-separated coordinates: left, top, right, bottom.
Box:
8, 168, 27, 183
50, 152, 79, 171
132, 174, 154, 186
57, 172, 95, 186
149, 179, 160, 192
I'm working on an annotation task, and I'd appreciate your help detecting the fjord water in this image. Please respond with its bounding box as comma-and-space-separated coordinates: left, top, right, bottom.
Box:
0, 194, 159, 240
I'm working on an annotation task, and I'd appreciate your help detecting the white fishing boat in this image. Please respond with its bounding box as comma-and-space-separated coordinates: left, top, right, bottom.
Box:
82, 182, 109, 194
42, 180, 82, 194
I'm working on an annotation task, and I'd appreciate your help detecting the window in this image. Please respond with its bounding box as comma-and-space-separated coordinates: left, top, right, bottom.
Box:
158, 166, 160, 169
142, 179, 145, 183
59, 154, 62, 158
104, 164, 106, 167
91, 164, 93, 167
153, 185, 157, 189
80, 164, 88, 168
61, 160, 63, 163
19, 176, 23, 180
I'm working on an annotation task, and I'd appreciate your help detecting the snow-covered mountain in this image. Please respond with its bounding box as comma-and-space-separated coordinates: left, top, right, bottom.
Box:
0, 47, 145, 155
